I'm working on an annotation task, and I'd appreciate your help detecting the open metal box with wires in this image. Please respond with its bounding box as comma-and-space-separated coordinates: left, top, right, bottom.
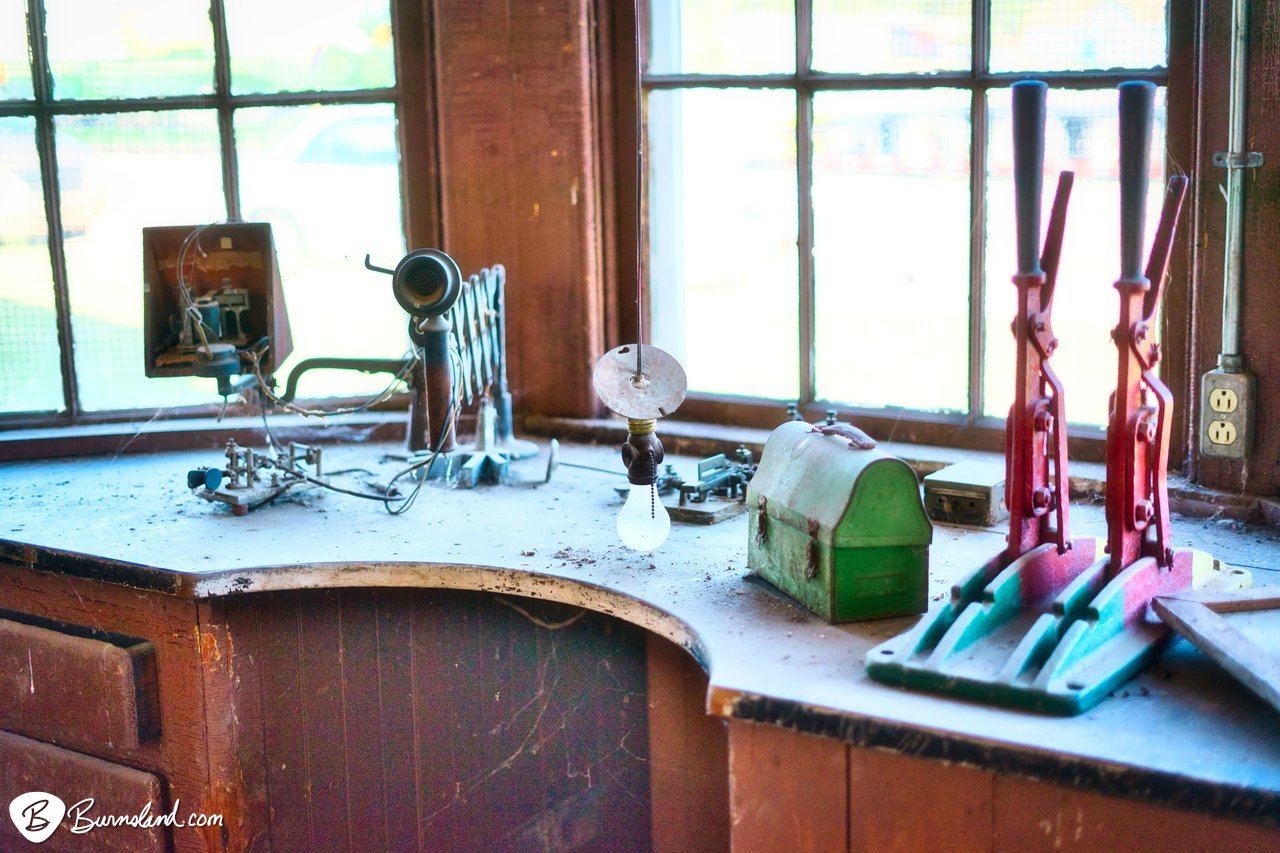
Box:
142, 222, 292, 385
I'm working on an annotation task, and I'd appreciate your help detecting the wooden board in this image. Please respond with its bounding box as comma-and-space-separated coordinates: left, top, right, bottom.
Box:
1154, 587, 1280, 713
849, 749, 993, 852
434, 0, 605, 419
647, 633, 730, 853
727, 720, 849, 852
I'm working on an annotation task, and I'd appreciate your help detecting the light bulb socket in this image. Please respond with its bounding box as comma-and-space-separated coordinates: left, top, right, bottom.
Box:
621, 426, 663, 486
627, 418, 657, 435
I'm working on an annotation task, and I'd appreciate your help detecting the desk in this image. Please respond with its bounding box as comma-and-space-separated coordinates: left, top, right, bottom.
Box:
1, 442, 1277, 851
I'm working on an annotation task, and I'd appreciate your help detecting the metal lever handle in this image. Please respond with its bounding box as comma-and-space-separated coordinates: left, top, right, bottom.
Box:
810, 423, 877, 450
364, 254, 395, 275
1119, 81, 1155, 282
1142, 175, 1190, 322
1040, 171, 1075, 312
1012, 80, 1048, 277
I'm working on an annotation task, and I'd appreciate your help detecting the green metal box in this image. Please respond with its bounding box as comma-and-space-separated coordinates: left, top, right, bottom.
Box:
747, 421, 932, 623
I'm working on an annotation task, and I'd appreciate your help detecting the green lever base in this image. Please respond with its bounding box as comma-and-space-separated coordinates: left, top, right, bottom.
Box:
866, 543, 1251, 715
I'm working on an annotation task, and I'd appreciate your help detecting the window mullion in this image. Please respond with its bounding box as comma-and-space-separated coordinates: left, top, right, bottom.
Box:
27, 0, 80, 420
796, 0, 815, 405
967, 0, 992, 424
209, 0, 240, 220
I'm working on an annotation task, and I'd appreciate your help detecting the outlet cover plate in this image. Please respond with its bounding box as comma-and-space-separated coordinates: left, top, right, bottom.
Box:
1200, 368, 1254, 459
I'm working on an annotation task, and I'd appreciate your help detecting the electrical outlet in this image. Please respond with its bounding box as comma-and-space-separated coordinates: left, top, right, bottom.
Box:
1207, 419, 1237, 445
1200, 369, 1254, 459
1208, 387, 1238, 413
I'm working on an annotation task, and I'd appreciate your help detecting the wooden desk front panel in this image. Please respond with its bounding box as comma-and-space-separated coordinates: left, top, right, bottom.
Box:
728, 720, 1280, 852
205, 587, 653, 852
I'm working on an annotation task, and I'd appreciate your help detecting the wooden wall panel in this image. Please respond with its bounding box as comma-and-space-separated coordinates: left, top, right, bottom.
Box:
253, 594, 312, 850
728, 720, 849, 853
371, 591, 419, 852
433, 0, 606, 418
848, 749, 993, 853
647, 635, 730, 853
221, 587, 650, 852
299, 591, 352, 851
992, 774, 1279, 852
196, 598, 261, 852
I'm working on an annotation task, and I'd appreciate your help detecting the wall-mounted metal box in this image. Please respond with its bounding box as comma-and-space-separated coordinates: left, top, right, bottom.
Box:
747, 421, 932, 623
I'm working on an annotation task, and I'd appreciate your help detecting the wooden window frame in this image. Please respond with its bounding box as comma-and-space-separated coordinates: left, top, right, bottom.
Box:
0, 0, 440, 431
608, 1, 1199, 464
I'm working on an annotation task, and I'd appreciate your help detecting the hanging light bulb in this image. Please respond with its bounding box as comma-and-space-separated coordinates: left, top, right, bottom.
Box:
593, 348, 686, 552
598, 5, 686, 553
618, 485, 671, 551
615, 418, 672, 551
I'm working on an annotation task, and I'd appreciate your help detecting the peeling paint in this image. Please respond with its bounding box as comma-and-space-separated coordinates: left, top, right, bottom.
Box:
200, 630, 221, 664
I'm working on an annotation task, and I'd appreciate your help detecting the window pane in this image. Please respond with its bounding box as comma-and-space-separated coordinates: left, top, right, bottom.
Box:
1, 118, 64, 414
813, 89, 971, 412
44, 0, 213, 99
983, 87, 1167, 427
812, 0, 970, 74
648, 0, 795, 76
648, 89, 798, 400
990, 0, 1166, 73
236, 103, 407, 398
1, 0, 32, 99
226, 0, 395, 94
57, 111, 225, 412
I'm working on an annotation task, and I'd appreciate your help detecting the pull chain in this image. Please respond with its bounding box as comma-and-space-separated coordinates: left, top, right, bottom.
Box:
648, 448, 657, 519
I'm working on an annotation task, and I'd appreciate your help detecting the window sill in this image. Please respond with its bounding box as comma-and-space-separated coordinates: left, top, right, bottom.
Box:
0, 412, 410, 462
521, 413, 1267, 526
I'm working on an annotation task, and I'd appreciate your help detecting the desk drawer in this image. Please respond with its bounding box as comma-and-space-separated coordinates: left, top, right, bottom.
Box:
0, 730, 167, 852
0, 610, 160, 751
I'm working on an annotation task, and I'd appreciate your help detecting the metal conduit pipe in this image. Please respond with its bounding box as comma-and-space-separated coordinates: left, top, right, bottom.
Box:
1219, 0, 1253, 371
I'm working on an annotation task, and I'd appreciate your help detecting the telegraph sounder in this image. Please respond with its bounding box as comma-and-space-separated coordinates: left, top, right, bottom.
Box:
143, 222, 292, 398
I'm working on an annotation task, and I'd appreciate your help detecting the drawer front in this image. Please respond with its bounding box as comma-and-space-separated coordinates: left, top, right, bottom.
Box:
0, 730, 167, 852
0, 611, 160, 752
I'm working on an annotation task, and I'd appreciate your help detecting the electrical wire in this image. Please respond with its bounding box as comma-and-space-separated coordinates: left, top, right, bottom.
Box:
246, 345, 419, 417
257, 402, 404, 505
255, 348, 464, 515
175, 220, 227, 356
381, 352, 462, 515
